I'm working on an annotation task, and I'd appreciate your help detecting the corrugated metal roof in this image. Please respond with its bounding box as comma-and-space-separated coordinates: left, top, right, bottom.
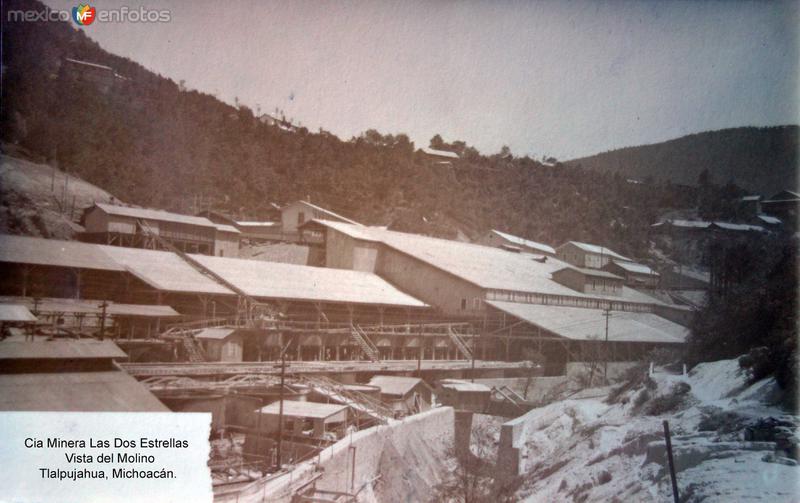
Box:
0, 234, 124, 271
438, 379, 491, 393
257, 400, 348, 419
421, 147, 459, 159
235, 221, 278, 227
486, 301, 688, 344
490, 230, 556, 255
611, 261, 659, 276
213, 223, 241, 234
555, 266, 624, 280
0, 371, 168, 411
0, 340, 128, 360
190, 254, 427, 307
0, 305, 37, 322
311, 221, 660, 305
293, 200, 361, 226
107, 304, 180, 317
195, 328, 237, 340
98, 245, 234, 295
0, 297, 179, 318
652, 220, 711, 229
561, 242, 631, 262
308, 219, 380, 241
94, 203, 216, 228
757, 215, 782, 225
711, 222, 765, 232
369, 375, 426, 396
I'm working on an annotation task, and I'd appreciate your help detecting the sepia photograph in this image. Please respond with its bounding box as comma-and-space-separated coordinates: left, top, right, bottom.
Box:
0, 0, 798, 501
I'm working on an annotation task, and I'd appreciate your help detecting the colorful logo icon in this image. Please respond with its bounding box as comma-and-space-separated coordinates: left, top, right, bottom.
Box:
72, 4, 96, 25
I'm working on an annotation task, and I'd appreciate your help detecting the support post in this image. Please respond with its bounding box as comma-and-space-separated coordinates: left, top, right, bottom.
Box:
603, 308, 611, 382
276, 348, 286, 472
663, 420, 680, 503
98, 300, 108, 341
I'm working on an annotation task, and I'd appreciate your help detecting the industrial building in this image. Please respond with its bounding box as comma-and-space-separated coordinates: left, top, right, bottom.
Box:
302, 220, 689, 372
81, 203, 239, 256
479, 229, 556, 256
555, 241, 632, 269
280, 200, 360, 241
369, 375, 433, 415
0, 340, 167, 411
603, 260, 660, 289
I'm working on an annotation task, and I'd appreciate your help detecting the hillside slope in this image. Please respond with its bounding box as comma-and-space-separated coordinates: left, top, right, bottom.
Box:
0, 153, 116, 238
568, 126, 799, 195
505, 359, 797, 502
0, 0, 743, 260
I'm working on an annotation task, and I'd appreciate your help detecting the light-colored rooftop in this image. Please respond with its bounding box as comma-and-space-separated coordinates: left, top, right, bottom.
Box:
0, 304, 37, 322
652, 220, 711, 229
98, 245, 234, 296
0, 371, 168, 411
420, 147, 460, 159
757, 215, 782, 225
312, 221, 660, 305
94, 203, 216, 228
486, 301, 688, 344
0, 234, 124, 271
438, 379, 491, 393
369, 375, 427, 396
711, 222, 765, 232
490, 230, 556, 255
560, 241, 632, 262
290, 200, 361, 226
257, 400, 349, 420
235, 221, 278, 227
610, 261, 659, 276
0, 297, 180, 318
554, 266, 624, 280
195, 328, 237, 341
190, 254, 427, 307
212, 223, 241, 234
0, 340, 128, 360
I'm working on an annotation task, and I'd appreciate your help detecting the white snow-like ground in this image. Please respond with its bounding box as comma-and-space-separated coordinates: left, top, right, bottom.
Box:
510, 359, 799, 502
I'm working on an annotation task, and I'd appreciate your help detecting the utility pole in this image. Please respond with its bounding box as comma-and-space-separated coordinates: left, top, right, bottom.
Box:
603, 308, 611, 382
417, 323, 422, 377
98, 300, 108, 341
275, 339, 288, 472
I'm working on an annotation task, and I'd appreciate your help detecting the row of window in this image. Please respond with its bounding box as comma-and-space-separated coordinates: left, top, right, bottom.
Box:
460, 298, 482, 310
484, 289, 652, 312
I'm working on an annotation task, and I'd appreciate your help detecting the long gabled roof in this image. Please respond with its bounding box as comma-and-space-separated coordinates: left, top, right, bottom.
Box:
609, 260, 659, 276
289, 200, 361, 226
311, 221, 659, 305
554, 265, 624, 280
558, 241, 632, 262
369, 375, 428, 396
420, 147, 459, 159
0, 235, 427, 308
98, 245, 234, 295
93, 203, 216, 228
490, 229, 556, 255
257, 400, 348, 420
0, 297, 180, 318
486, 301, 688, 344
0, 371, 168, 411
0, 340, 127, 360
190, 254, 427, 308
0, 234, 125, 271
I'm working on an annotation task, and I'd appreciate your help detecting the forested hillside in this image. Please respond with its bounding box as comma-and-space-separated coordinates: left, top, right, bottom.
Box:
568, 126, 798, 195
0, 0, 733, 259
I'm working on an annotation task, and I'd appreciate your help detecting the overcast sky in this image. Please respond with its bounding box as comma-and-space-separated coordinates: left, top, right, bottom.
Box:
45, 0, 799, 160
